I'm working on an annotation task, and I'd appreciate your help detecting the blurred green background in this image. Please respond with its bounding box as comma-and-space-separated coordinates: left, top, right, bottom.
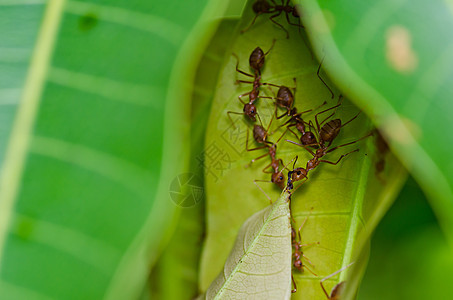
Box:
1, 0, 452, 299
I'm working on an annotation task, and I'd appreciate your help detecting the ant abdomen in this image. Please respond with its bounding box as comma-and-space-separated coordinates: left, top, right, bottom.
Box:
253, 125, 267, 143
320, 119, 341, 144
252, 0, 271, 14
276, 86, 294, 110
249, 47, 265, 71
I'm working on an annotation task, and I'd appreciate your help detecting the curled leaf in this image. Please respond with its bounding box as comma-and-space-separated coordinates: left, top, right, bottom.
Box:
201, 192, 292, 299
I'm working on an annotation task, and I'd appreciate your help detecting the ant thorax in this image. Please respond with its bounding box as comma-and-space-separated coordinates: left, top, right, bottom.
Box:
276, 86, 294, 109
301, 131, 316, 145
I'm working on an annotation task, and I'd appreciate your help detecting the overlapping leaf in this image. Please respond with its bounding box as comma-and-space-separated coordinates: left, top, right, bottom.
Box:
201, 192, 292, 300
199, 1, 407, 298
0, 0, 217, 298
297, 0, 453, 247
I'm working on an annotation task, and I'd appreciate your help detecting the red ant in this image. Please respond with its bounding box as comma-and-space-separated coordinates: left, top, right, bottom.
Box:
320, 262, 354, 300
244, 115, 292, 202
271, 61, 334, 145
291, 208, 319, 293
227, 40, 280, 127
241, 0, 303, 39
286, 102, 373, 189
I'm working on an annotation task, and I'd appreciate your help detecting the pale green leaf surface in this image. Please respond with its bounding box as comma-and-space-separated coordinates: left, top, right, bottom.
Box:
202, 192, 292, 300
298, 0, 453, 244
0, 3, 44, 173
200, 1, 407, 298
0, 0, 213, 299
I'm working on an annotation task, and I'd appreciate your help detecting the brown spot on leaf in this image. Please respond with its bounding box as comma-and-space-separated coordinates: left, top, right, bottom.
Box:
386, 26, 418, 73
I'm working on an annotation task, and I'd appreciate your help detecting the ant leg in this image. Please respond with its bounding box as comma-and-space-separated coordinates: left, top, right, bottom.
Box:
269, 12, 289, 39
263, 110, 276, 141
320, 281, 330, 299
241, 13, 261, 34
227, 111, 244, 129
292, 177, 308, 193
340, 111, 361, 129
314, 103, 341, 132
285, 10, 304, 30
264, 39, 276, 56
288, 127, 300, 140
320, 262, 355, 297
262, 162, 274, 174
303, 263, 318, 277
291, 274, 297, 293
275, 127, 288, 144
232, 53, 254, 78
249, 152, 269, 164
237, 91, 250, 104
236, 79, 255, 84
276, 109, 289, 119
317, 58, 334, 99
326, 132, 373, 154
297, 207, 314, 240
319, 149, 359, 165
286, 139, 316, 156
254, 180, 273, 204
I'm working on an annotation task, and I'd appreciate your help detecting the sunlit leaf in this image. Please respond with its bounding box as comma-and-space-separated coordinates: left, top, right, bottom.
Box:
201, 192, 292, 299
298, 0, 453, 245
199, 1, 407, 298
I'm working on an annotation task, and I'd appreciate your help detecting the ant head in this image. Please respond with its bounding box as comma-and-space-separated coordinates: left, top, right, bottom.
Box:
252, 0, 271, 13
250, 47, 265, 71
295, 122, 306, 134
301, 132, 316, 146
272, 172, 285, 189
291, 167, 307, 182
293, 259, 302, 269
291, 227, 296, 239
243, 103, 257, 121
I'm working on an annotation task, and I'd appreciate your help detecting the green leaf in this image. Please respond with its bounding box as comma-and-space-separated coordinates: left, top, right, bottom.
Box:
149, 18, 239, 300
201, 192, 292, 299
298, 0, 453, 244
0, 0, 222, 298
359, 177, 453, 300
199, 1, 407, 298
